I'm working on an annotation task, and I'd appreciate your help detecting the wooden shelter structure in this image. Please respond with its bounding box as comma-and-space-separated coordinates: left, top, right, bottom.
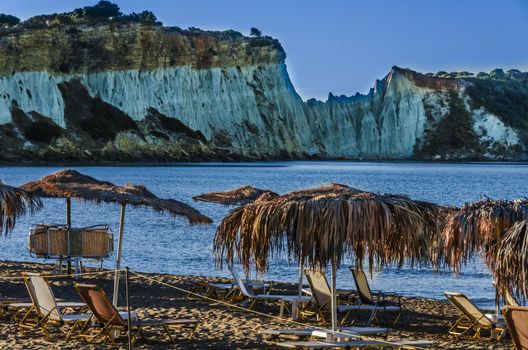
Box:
214, 183, 443, 331
0, 182, 42, 235
22, 169, 212, 306
193, 185, 278, 206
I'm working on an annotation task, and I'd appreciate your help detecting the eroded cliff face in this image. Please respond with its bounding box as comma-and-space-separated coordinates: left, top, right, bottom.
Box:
0, 22, 525, 162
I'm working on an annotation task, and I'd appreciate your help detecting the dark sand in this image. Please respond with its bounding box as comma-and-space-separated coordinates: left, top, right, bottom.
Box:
0, 261, 511, 349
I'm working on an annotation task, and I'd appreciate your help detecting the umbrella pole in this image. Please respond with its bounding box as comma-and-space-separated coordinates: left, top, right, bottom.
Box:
330, 256, 337, 332
125, 267, 133, 350
298, 259, 304, 297
113, 204, 126, 307
66, 198, 71, 275
298, 250, 304, 297
66, 197, 71, 226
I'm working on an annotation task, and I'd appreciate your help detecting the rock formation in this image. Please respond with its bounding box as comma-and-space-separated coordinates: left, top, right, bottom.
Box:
0, 5, 526, 162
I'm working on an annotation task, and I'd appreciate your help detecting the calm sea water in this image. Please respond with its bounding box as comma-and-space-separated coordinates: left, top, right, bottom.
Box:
1, 161, 527, 307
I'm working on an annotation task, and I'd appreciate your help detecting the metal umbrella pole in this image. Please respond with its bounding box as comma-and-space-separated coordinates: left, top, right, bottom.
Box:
125, 267, 133, 350
298, 252, 305, 297
66, 197, 72, 275
113, 203, 126, 306
330, 255, 338, 333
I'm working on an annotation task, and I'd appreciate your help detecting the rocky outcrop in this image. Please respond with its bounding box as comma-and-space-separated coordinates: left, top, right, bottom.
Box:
0, 9, 526, 162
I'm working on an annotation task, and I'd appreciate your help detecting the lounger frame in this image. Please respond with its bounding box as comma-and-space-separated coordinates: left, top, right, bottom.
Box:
350, 267, 403, 326
75, 283, 198, 344
19, 273, 89, 340
444, 291, 506, 340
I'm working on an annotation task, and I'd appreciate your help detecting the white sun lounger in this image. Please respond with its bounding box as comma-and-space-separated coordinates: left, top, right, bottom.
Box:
350, 267, 402, 325
229, 264, 311, 318
19, 273, 92, 339
304, 269, 368, 325
260, 326, 389, 337
276, 339, 433, 349
185, 278, 270, 301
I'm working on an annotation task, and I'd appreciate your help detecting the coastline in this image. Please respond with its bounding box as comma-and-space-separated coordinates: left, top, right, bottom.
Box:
0, 260, 511, 349
1, 159, 528, 167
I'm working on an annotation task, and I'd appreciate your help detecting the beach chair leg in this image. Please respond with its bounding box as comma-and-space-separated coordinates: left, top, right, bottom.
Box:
189, 322, 198, 340
448, 316, 476, 338
17, 306, 36, 330
317, 310, 327, 325
392, 310, 402, 325
367, 309, 377, 326
65, 320, 80, 340
162, 325, 174, 342
340, 309, 353, 325
496, 327, 507, 341
473, 326, 481, 339
224, 287, 237, 301
77, 317, 92, 337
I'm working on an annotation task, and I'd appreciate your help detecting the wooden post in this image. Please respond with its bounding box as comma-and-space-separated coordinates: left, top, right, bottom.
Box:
125, 267, 132, 350
113, 204, 126, 307
66, 198, 72, 275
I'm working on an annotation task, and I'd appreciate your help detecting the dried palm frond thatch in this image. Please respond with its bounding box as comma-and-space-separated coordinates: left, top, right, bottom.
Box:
0, 182, 42, 235
214, 183, 444, 275
442, 198, 528, 271
22, 169, 211, 225
494, 220, 528, 301
193, 185, 278, 206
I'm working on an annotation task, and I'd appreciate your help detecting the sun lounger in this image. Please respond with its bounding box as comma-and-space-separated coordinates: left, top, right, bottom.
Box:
19, 272, 90, 339
0, 297, 31, 304
229, 264, 311, 318
259, 326, 389, 342
75, 283, 198, 343
303, 269, 363, 325
0, 296, 31, 317
184, 278, 269, 301
503, 305, 528, 349
184, 279, 236, 300
350, 267, 402, 325
444, 291, 507, 339
275, 339, 433, 349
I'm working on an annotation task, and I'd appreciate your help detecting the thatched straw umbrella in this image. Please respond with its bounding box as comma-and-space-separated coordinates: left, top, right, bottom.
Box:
493, 220, 528, 302
0, 182, 42, 235
214, 183, 443, 331
442, 198, 528, 271
22, 169, 211, 306
193, 185, 293, 292
193, 185, 278, 206
441, 198, 528, 309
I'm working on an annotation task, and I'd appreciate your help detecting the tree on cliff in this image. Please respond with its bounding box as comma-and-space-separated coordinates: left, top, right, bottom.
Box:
83, 1, 122, 19
250, 27, 262, 37
0, 14, 20, 26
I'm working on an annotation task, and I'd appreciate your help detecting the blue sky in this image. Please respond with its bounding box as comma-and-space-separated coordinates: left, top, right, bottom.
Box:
3, 0, 527, 100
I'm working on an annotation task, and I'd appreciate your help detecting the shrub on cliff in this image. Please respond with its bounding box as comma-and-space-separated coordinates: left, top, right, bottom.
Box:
466, 75, 528, 137
476, 72, 490, 79
250, 27, 262, 37
115, 11, 162, 25
83, 1, 121, 19
416, 92, 481, 157
0, 14, 20, 26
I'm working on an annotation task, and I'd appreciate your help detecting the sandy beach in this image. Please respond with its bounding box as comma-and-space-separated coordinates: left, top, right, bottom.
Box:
0, 260, 512, 349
